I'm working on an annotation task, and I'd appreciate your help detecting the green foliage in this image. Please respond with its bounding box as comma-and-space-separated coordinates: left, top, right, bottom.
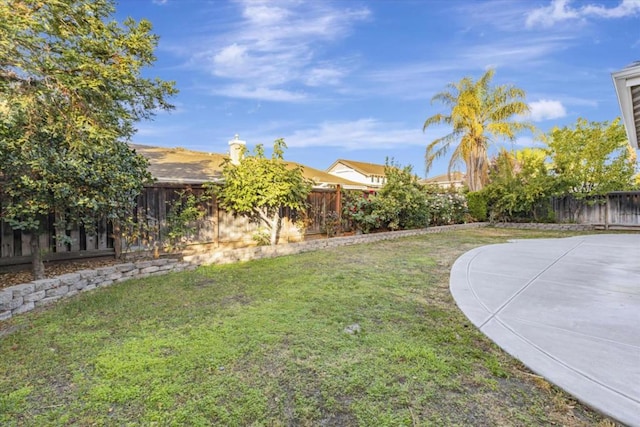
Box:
0, 0, 176, 277
480, 148, 555, 222
211, 139, 312, 245
342, 163, 472, 232
423, 185, 469, 225
1, 140, 152, 231
545, 118, 636, 198
424, 68, 534, 191
471, 119, 636, 224
120, 207, 158, 255
341, 191, 381, 234
0, 0, 176, 143
320, 211, 341, 237
342, 162, 432, 233
466, 191, 488, 221
374, 161, 431, 230
251, 228, 271, 246
163, 190, 210, 251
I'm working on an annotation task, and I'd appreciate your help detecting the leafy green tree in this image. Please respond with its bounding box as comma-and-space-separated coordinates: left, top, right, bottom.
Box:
212, 139, 312, 246
342, 161, 431, 233
479, 148, 555, 222
374, 161, 430, 230
423, 68, 533, 192
545, 118, 636, 198
0, 0, 176, 278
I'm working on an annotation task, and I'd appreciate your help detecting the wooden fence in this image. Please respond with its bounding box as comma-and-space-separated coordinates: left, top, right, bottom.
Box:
552, 191, 640, 227
0, 186, 342, 267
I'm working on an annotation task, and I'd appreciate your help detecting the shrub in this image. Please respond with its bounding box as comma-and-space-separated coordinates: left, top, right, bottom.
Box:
374, 161, 430, 230
481, 149, 555, 222
466, 191, 488, 221
424, 186, 468, 225
252, 228, 271, 246
342, 191, 382, 234
321, 211, 341, 237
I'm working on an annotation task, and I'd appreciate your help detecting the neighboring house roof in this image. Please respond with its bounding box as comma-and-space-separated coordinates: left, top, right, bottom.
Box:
286, 160, 368, 189
131, 144, 226, 184
421, 171, 466, 187
612, 61, 640, 149
326, 159, 387, 177
131, 143, 367, 189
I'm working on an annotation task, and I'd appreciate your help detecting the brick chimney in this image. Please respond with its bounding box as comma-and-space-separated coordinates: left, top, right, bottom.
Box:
228, 134, 246, 165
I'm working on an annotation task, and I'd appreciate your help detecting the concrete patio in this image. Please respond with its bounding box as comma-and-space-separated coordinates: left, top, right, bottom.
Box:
450, 234, 640, 427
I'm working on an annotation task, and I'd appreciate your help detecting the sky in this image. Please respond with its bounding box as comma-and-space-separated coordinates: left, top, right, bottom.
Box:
116, 0, 640, 177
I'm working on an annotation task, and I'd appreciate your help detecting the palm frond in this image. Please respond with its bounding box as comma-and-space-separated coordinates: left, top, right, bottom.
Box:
422, 67, 532, 190
423, 113, 449, 130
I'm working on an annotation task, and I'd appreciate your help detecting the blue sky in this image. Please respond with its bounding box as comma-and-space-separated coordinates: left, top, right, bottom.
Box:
117, 0, 640, 177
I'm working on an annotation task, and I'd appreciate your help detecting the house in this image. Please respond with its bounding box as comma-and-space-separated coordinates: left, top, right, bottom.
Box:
326, 159, 388, 188
420, 172, 466, 189
0, 138, 367, 267
612, 61, 640, 149
130, 138, 367, 243
133, 137, 367, 190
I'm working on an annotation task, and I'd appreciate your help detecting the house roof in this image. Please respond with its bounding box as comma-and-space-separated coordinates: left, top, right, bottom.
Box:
131, 144, 226, 184
287, 161, 367, 189
612, 61, 640, 149
421, 171, 466, 185
131, 143, 367, 189
327, 159, 387, 177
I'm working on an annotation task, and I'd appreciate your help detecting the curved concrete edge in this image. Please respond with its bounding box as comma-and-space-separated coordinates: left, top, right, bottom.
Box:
450, 236, 640, 427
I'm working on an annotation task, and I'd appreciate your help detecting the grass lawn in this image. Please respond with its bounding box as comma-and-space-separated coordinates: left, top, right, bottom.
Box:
0, 228, 618, 426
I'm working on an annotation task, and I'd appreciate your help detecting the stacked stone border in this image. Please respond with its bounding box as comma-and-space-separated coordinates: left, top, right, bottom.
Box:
0, 259, 197, 322
491, 222, 595, 231
1, 222, 597, 321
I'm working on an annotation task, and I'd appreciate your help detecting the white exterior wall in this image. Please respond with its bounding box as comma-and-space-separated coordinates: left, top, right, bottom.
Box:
327, 164, 384, 187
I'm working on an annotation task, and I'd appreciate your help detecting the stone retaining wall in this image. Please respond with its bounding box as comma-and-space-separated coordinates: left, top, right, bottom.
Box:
183, 222, 488, 266
0, 259, 195, 321
0, 221, 598, 321
490, 222, 596, 231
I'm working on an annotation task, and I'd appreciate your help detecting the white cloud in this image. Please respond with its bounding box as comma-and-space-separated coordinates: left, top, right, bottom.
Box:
363, 62, 463, 100
527, 99, 567, 122
460, 36, 573, 69
213, 84, 307, 102
361, 34, 574, 101
305, 67, 346, 87
194, 0, 370, 101
282, 119, 433, 150
152, 0, 168, 4
526, 0, 640, 28
213, 44, 248, 73
582, 0, 640, 18
452, 1, 536, 32
242, 4, 290, 25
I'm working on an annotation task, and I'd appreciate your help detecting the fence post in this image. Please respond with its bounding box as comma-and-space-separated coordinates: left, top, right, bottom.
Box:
605, 194, 610, 230
336, 185, 342, 233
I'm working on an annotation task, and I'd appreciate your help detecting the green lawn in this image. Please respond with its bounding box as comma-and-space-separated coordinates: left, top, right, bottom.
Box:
0, 228, 616, 426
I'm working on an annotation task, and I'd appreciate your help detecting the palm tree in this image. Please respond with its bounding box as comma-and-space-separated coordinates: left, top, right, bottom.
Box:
423, 69, 533, 192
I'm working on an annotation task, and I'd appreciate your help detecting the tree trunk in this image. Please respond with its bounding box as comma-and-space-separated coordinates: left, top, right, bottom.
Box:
30, 232, 45, 280
270, 213, 282, 246
113, 220, 122, 259
466, 145, 488, 192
